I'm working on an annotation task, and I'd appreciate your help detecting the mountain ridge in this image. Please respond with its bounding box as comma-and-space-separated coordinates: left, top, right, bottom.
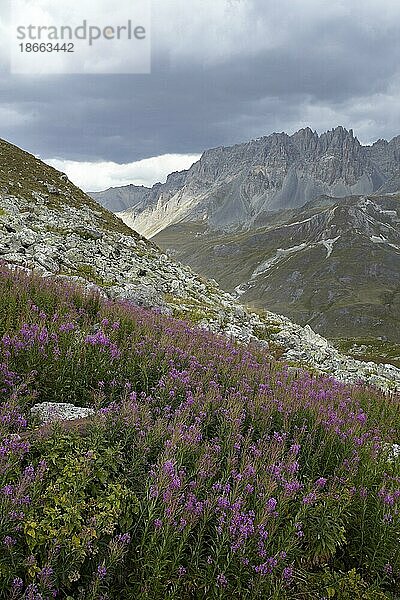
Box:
152, 192, 400, 341
90, 126, 400, 236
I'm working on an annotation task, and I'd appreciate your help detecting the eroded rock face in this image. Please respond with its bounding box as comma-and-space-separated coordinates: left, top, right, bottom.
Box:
104, 127, 400, 237
31, 402, 95, 424
1, 137, 400, 392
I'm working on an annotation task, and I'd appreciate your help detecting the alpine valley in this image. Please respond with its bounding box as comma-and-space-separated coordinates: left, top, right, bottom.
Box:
91, 126, 400, 361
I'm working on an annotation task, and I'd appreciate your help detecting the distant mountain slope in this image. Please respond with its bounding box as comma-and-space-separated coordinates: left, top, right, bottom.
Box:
88, 126, 400, 343
153, 193, 400, 341
89, 184, 150, 213
89, 126, 400, 237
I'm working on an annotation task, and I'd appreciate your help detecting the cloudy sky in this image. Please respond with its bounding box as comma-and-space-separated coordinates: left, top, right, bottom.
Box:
1, 0, 400, 190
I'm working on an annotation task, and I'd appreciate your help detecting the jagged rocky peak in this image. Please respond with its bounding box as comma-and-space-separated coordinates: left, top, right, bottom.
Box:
289, 126, 319, 153
320, 125, 356, 142
183, 126, 364, 187
371, 138, 389, 148
106, 126, 400, 237
197, 126, 360, 163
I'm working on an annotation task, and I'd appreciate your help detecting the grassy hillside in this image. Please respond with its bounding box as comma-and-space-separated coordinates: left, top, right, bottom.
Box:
1, 263, 400, 598
332, 338, 400, 370
0, 138, 136, 237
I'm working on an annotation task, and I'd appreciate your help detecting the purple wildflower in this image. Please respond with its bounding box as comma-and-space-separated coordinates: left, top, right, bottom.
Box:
315, 477, 327, 488
12, 577, 23, 590
97, 565, 107, 580
302, 492, 317, 505
216, 573, 228, 587
115, 533, 131, 545
384, 563, 393, 576
3, 535, 16, 547
283, 566, 294, 581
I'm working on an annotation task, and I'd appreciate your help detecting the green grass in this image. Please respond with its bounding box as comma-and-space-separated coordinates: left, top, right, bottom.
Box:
67, 264, 116, 287
154, 202, 400, 344
333, 338, 400, 369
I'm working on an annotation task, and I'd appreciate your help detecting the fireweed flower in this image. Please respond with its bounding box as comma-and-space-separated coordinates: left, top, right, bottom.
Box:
115, 532, 131, 545
39, 566, 54, 580
12, 577, 23, 590
254, 556, 278, 575
315, 477, 327, 488
24, 464, 35, 479
3, 535, 16, 547
0, 265, 399, 596
283, 566, 294, 581
384, 564, 393, 575
258, 523, 269, 540
85, 330, 111, 347
97, 565, 107, 579
295, 523, 304, 538
59, 322, 75, 332
216, 573, 228, 587
284, 480, 302, 496
379, 488, 396, 506
1, 484, 14, 496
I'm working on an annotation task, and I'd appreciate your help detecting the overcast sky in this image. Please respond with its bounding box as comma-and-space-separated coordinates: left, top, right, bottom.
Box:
1, 0, 400, 190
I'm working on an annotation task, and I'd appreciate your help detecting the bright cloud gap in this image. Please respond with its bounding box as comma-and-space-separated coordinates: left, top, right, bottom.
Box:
43, 154, 201, 192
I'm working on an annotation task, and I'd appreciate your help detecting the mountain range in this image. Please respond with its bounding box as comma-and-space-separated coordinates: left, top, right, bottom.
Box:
90, 127, 400, 343
91, 126, 400, 233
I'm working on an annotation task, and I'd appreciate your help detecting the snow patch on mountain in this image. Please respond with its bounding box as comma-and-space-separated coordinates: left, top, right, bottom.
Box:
321, 236, 341, 258
253, 244, 309, 277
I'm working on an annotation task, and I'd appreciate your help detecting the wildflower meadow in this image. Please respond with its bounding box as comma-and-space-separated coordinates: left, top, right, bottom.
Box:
0, 262, 399, 598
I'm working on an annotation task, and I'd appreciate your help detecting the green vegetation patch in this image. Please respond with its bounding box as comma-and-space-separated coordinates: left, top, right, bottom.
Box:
65, 263, 116, 288
333, 338, 400, 369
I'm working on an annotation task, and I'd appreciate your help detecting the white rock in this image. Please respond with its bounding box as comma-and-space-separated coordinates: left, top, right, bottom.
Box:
31, 402, 95, 424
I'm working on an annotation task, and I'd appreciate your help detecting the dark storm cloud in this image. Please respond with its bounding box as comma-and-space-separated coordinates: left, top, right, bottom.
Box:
1, 0, 400, 162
